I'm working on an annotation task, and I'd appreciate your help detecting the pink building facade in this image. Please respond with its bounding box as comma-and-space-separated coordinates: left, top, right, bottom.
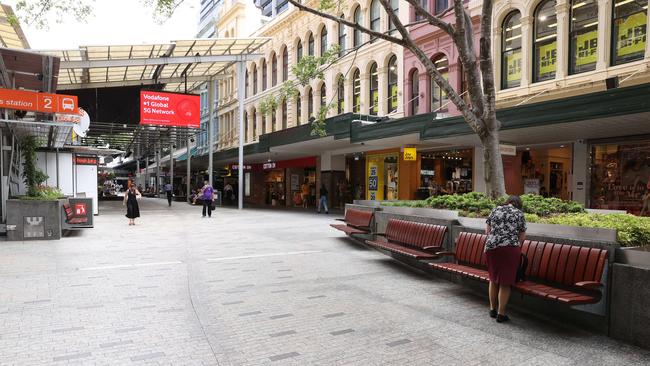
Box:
403, 1, 480, 117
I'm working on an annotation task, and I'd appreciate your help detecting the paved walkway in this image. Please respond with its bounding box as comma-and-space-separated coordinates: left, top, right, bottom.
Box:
0, 198, 648, 365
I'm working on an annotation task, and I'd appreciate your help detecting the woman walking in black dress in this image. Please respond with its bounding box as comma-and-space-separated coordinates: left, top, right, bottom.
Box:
123, 185, 141, 225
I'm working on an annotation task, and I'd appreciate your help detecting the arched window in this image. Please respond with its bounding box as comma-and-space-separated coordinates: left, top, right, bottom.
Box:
244, 111, 248, 141
410, 69, 419, 115
352, 69, 361, 113
569, 0, 598, 74
534, 0, 557, 82
353, 6, 362, 47
415, 0, 428, 21
281, 100, 287, 129
320, 25, 328, 56
387, 56, 398, 114
282, 47, 288, 81
370, 0, 380, 42
271, 53, 278, 86
337, 76, 345, 114
612, 0, 647, 65
297, 40, 303, 62
338, 14, 346, 57
245, 70, 249, 98
501, 11, 522, 89
308, 33, 315, 56
431, 55, 449, 112
308, 87, 314, 118
252, 108, 257, 139
261, 59, 268, 90
272, 107, 277, 132
252, 64, 258, 94
369, 62, 378, 115
262, 115, 267, 134
296, 92, 302, 125
388, 0, 399, 33
320, 83, 327, 108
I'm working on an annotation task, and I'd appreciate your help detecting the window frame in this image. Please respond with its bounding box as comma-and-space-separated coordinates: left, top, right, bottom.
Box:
533, 0, 558, 83
308, 87, 314, 118
337, 76, 345, 114
501, 11, 523, 89
430, 54, 449, 113
261, 59, 268, 91
370, 0, 380, 42
296, 92, 302, 125
320, 25, 328, 57
252, 64, 258, 94
569, 0, 599, 74
611, 0, 648, 65
410, 69, 419, 116
308, 33, 315, 56
352, 69, 361, 113
354, 6, 363, 48
387, 56, 398, 114
338, 15, 346, 57
282, 47, 288, 81
369, 62, 379, 116
271, 53, 278, 86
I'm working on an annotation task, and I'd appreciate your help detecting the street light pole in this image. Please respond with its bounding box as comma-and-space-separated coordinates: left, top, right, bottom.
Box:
237, 60, 245, 210
208, 76, 214, 188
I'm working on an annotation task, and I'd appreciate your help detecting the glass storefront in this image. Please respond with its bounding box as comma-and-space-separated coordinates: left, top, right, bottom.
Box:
590, 139, 650, 214
366, 152, 399, 201
503, 145, 572, 199
417, 149, 473, 199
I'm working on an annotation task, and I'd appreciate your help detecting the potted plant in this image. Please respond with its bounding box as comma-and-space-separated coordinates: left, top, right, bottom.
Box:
6, 136, 65, 241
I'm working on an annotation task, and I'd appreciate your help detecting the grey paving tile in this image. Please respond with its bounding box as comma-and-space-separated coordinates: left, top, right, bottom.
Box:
269, 330, 297, 337
239, 311, 262, 316
270, 313, 294, 319
386, 339, 412, 347
222, 301, 244, 305
269, 352, 300, 361
323, 312, 345, 318
52, 326, 84, 333
115, 326, 145, 333
52, 352, 92, 362
130, 352, 165, 361
99, 340, 134, 348
330, 329, 355, 336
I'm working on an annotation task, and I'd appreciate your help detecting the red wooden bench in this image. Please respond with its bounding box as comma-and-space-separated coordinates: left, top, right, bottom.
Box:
63, 204, 88, 225
365, 218, 447, 260
330, 209, 374, 236
430, 232, 609, 305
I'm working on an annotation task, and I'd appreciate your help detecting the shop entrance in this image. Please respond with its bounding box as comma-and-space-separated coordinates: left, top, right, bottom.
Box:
366, 152, 399, 201
417, 149, 473, 199
503, 144, 573, 199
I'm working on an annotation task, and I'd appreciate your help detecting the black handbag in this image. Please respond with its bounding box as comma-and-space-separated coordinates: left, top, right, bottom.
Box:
516, 253, 528, 282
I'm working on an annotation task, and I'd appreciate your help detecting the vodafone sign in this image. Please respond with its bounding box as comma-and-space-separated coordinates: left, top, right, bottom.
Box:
140, 91, 200, 128
0, 88, 78, 114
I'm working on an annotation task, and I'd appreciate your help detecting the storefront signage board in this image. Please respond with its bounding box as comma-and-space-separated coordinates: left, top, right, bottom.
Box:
140, 90, 200, 128
616, 12, 647, 57
505, 51, 522, 83
499, 144, 517, 156
75, 156, 98, 165
576, 30, 598, 66
538, 41, 557, 77
0, 88, 78, 114
524, 178, 540, 195
403, 147, 417, 161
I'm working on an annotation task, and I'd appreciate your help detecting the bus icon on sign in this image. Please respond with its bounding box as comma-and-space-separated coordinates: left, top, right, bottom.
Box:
61, 97, 75, 111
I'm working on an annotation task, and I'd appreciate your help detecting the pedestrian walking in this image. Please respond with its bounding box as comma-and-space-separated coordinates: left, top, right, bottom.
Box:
318, 184, 329, 214
485, 195, 527, 323
123, 184, 141, 226
200, 180, 214, 218
301, 178, 310, 208
164, 181, 173, 206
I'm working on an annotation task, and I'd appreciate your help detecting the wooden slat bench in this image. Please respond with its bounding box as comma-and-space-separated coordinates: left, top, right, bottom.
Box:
330, 208, 374, 237
62, 204, 89, 226
365, 218, 447, 260
430, 232, 609, 305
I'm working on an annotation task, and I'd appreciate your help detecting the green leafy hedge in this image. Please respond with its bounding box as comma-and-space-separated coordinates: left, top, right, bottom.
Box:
19, 186, 64, 201
381, 193, 650, 246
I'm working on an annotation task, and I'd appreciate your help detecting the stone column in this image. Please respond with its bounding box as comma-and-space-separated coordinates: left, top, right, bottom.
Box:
572, 139, 588, 205
596, 0, 612, 70
555, 1, 570, 79
520, 16, 533, 87
377, 65, 387, 116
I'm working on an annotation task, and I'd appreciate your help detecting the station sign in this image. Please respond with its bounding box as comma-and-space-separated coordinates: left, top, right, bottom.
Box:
0, 88, 78, 114
140, 90, 200, 129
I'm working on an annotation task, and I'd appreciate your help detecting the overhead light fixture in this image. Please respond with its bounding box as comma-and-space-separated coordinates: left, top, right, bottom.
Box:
615, 0, 634, 7
560, 145, 565, 148
572, 2, 587, 9
583, 21, 598, 28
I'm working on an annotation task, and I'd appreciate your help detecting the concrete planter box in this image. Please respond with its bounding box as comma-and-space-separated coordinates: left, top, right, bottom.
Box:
6, 199, 63, 241
610, 263, 650, 349
380, 205, 459, 221
615, 247, 650, 269
352, 200, 381, 207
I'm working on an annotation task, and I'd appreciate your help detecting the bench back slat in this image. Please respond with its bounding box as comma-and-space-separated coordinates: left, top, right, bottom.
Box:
345, 209, 373, 228
385, 219, 447, 249
455, 232, 487, 266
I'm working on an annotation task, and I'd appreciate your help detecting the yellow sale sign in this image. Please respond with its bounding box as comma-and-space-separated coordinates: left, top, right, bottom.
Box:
616, 12, 647, 57
538, 41, 557, 77
575, 30, 598, 66
505, 51, 522, 83
403, 147, 417, 161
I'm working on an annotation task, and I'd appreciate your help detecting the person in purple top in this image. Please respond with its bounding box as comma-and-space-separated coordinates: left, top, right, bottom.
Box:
200, 180, 214, 218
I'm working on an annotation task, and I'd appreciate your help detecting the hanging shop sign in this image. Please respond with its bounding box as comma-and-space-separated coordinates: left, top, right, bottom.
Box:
403, 147, 417, 161
0, 88, 78, 114
75, 155, 98, 165
140, 90, 200, 128
499, 144, 517, 156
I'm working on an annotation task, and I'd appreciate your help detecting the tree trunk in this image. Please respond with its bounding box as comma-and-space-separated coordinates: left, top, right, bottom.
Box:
480, 124, 506, 198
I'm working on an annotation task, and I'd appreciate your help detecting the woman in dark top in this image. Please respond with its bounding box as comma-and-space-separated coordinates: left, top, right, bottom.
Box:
318, 184, 328, 214
485, 195, 527, 323
123, 185, 141, 225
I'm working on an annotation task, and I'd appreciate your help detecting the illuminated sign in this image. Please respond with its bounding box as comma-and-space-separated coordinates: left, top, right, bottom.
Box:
403, 147, 417, 161
140, 90, 200, 128
0, 88, 78, 114
75, 156, 98, 165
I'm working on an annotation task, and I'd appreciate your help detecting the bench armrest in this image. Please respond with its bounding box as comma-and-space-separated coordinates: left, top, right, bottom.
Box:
335, 218, 347, 222
422, 246, 444, 251
574, 281, 603, 290
435, 251, 456, 258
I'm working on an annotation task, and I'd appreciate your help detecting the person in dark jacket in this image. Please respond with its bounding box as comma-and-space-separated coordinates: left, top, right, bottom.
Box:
317, 184, 328, 214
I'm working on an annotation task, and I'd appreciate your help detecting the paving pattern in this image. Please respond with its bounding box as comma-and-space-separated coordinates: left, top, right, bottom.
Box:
0, 198, 649, 365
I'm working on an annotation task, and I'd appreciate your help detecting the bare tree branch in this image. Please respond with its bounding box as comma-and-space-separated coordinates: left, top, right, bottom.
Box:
402, 0, 455, 36
287, 0, 406, 46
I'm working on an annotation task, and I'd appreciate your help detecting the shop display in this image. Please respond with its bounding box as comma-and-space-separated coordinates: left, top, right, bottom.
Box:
418, 149, 473, 198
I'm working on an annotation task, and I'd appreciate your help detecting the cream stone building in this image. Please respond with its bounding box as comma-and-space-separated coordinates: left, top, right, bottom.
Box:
216, 0, 407, 149
492, 0, 650, 106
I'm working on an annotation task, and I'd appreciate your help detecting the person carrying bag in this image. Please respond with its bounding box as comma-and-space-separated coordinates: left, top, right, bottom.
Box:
200, 180, 214, 218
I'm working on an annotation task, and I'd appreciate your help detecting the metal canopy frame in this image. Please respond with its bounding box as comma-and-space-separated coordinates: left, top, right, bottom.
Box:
1, 119, 74, 148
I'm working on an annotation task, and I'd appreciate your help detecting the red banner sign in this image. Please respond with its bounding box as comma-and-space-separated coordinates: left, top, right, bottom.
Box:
0, 88, 78, 114
140, 90, 200, 128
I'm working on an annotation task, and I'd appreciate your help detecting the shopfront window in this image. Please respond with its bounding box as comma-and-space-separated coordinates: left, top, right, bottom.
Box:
410, 69, 419, 115
570, 0, 599, 74
431, 55, 449, 113
534, 0, 558, 82
502, 11, 522, 89
612, 0, 648, 65
417, 149, 473, 199
388, 56, 398, 114
354, 6, 363, 47
352, 69, 361, 113
366, 152, 399, 201
590, 140, 650, 214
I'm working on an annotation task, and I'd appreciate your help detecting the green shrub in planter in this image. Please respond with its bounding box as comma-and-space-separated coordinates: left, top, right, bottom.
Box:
540, 213, 650, 247
20, 186, 64, 201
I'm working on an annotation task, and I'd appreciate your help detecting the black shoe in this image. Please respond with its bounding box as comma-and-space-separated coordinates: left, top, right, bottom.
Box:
496, 314, 510, 323
489, 309, 497, 318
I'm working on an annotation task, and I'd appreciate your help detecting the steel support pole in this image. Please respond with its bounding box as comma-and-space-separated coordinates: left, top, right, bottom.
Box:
170, 143, 174, 196
186, 137, 191, 200
144, 154, 149, 189
156, 145, 160, 197
136, 144, 140, 187
237, 61, 245, 210
208, 77, 214, 187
